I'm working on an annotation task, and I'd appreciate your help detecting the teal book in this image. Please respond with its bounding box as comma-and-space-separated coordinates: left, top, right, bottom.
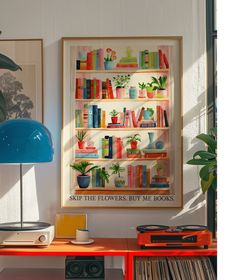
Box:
87, 104, 93, 128
142, 165, 147, 188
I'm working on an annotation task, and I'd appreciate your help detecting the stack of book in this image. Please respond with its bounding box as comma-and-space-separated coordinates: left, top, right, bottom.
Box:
138, 120, 157, 128
142, 149, 167, 159
150, 175, 169, 189
75, 147, 98, 158
126, 148, 142, 158
139, 47, 169, 69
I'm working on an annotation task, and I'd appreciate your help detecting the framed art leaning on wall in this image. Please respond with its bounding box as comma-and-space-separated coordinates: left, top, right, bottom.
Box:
62, 36, 183, 208
0, 39, 43, 122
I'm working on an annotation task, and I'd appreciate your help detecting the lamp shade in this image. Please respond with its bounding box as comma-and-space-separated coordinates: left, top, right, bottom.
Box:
0, 119, 54, 163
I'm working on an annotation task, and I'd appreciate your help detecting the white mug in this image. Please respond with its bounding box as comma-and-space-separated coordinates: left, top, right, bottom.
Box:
76, 229, 90, 242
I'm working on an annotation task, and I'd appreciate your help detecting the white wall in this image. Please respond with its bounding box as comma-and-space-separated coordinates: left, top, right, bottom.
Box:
0, 0, 207, 268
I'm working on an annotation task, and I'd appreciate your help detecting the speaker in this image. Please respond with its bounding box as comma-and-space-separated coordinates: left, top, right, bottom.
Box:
65, 256, 105, 279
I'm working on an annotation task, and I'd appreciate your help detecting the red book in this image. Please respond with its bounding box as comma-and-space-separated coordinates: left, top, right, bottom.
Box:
158, 49, 164, 69
131, 111, 138, 127
75, 78, 79, 99
87, 51, 92, 70
163, 53, 169, 69
137, 107, 145, 122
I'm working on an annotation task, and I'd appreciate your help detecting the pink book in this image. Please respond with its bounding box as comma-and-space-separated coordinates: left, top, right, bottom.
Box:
98, 48, 104, 70
128, 165, 132, 188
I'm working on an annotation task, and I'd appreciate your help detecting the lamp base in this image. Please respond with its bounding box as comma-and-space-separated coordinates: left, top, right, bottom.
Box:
0, 221, 51, 231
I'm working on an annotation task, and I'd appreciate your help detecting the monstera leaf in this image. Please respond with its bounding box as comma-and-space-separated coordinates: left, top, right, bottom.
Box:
0, 90, 7, 122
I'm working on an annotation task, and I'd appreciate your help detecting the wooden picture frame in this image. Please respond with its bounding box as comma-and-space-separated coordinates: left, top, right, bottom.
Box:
62, 36, 182, 208
0, 39, 43, 122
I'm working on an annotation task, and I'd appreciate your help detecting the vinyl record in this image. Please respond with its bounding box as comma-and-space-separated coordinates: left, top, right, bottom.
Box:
136, 225, 169, 232
177, 225, 208, 231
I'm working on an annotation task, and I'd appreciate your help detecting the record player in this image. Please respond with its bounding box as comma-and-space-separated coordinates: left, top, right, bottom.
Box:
137, 225, 212, 249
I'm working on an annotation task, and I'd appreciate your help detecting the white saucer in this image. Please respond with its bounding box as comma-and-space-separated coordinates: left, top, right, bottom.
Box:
70, 239, 94, 245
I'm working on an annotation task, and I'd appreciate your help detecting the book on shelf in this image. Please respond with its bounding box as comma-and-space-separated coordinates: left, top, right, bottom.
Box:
139, 48, 169, 69
143, 152, 167, 159
76, 148, 98, 154
75, 153, 99, 158
107, 123, 125, 128
139, 121, 157, 128
150, 182, 169, 188
126, 148, 142, 158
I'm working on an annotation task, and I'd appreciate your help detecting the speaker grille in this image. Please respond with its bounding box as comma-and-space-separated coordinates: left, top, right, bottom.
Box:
65, 256, 104, 279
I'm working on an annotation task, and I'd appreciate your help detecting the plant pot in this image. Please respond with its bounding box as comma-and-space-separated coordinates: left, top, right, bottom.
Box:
129, 86, 137, 99
114, 176, 125, 188
130, 140, 138, 150
138, 89, 146, 98
111, 116, 118, 124
157, 89, 167, 97
116, 87, 125, 99
104, 61, 114, 70
78, 141, 85, 149
77, 175, 90, 188
143, 110, 152, 120
147, 91, 154, 98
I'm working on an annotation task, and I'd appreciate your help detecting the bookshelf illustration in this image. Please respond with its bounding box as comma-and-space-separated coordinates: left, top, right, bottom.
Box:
62, 37, 182, 208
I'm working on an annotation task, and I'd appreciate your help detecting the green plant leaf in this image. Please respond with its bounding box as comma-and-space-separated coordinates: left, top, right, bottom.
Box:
199, 165, 210, 181
201, 173, 214, 194
196, 133, 216, 153
187, 159, 210, 165
193, 151, 216, 160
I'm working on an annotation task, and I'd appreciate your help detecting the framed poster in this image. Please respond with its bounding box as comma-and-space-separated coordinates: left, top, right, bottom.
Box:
62, 37, 182, 208
0, 39, 43, 122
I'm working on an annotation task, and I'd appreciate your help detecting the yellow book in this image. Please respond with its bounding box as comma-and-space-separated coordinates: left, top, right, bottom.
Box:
55, 213, 87, 238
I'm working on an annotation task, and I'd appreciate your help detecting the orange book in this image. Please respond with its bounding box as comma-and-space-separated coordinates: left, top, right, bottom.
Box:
138, 107, 145, 122
131, 110, 138, 127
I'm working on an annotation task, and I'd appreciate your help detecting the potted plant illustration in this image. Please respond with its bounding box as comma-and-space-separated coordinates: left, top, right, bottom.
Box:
109, 109, 119, 124
143, 107, 154, 120
138, 82, 147, 98
99, 168, 110, 187
104, 48, 117, 70
110, 162, 125, 188
70, 161, 99, 188
186, 128, 217, 194
152, 76, 168, 97
76, 130, 87, 149
126, 133, 141, 150
112, 74, 131, 99
146, 82, 155, 98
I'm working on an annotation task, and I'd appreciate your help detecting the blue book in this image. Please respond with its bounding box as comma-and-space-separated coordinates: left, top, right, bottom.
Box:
97, 108, 101, 128
108, 136, 113, 159
92, 105, 98, 128
142, 165, 147, 188
75, 153, 98, 158
96, 168, 101, 187
87, 104, 93, 128
86, 79, 91, 99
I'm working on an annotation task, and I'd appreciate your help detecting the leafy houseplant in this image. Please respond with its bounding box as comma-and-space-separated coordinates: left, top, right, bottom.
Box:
126, 133, 141, 150
187, 128, 217, 194
143, 107, 154, 120
109, 109, 119, 124
146, 82, 155, 98
70, 161, 99, 188
104, 48, 117, 70
99, 168, 110, 187
138, 82, 147, 98
112, 74, 131, 88
110, 162, 125, 188
76, 130, 87, 149
152, 76, 168, 97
